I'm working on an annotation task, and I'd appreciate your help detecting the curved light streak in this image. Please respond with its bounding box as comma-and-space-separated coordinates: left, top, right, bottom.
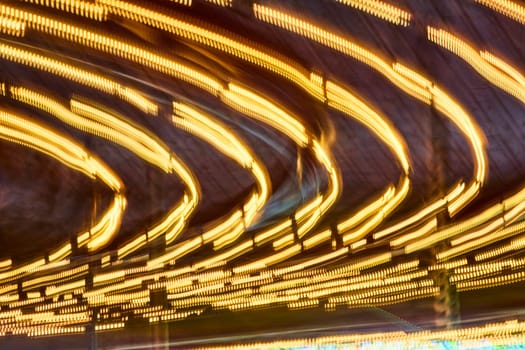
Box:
0, 42, 158, 115
4, 0, 342, 272
0, 108, 125, 263
0, 3, 223, 95
172, 102, 271, 245
17, 0, 108, 20
0, 15, 25, 36
335, 0, 412, 26
342, 175, 410, 245
424, 27, 525, 259
404, 186, 525, 255
95, 0, 412, 235
249, 4, 492, 262
1, 1, 410, 317
428, 27, 525, 105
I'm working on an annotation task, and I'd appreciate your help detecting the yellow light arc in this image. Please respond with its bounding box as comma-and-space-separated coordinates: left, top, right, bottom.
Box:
172, 102, 271, 247
0, 109, 125, 271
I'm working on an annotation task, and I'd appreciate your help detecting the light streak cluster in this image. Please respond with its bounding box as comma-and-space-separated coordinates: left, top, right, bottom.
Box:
0, 0, 523, 346
0, 108, 126, 255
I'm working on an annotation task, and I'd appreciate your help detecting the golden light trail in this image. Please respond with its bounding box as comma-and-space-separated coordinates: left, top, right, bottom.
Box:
328, 80, 411, 172
0, 108, 125, 257
273, 233, 295, 250
18, 0, 108, 20
404, 202, 503, 254
335, 0, 412, 26
437, 220, 525, 261
0, 3, 223, 95
192, 240, 253, 270
342, 175, 409, 245
241, 3, 491, 265
475, 232, 525, 261
232, 244, 302, 274
389, 217, 438, 248
70, 99, 201, 247
337, 186, 395, 234
372, 182, 464, 240
423, 27, 525, 258
167, 0, 192, 6
93, 0, 326, 100
221, 83, 309, 147
403, 186, 525, 258
200, 209, 243, 245
0, 15, 25, 36
254, 219, 293, 246
0, 42, 158, 115
428, 27, 525, 104
0, 259, 11, 271
172, 102, 271, 213
324, 80, 410, 235
149, 81, 340, 267
481, 50, 525, 86
302, 229, 333, 250
3, 0, 342, 272
90, 0, 412, 200
71, 98, 173, 172
205, 0, 232, 7
47, 243, 72, 263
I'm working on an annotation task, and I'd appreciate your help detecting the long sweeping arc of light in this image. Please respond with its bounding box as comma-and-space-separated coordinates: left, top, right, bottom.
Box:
0, 108, 125, 278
